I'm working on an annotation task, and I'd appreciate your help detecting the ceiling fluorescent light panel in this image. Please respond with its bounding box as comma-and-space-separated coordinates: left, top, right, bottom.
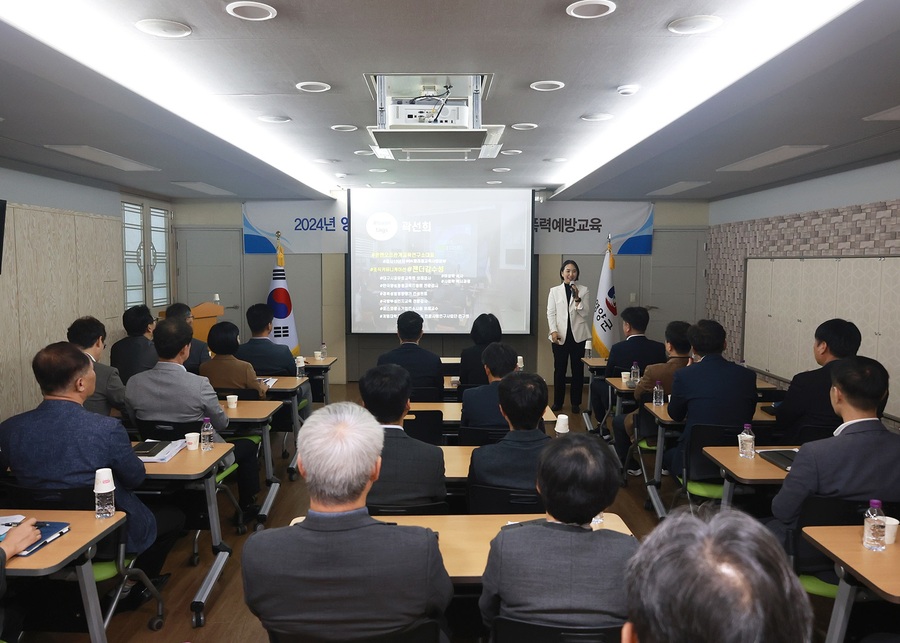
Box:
717, 145, 828, 172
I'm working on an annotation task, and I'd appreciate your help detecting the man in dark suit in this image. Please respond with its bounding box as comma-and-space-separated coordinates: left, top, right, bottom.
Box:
775, 318, 861, 440
235, 303, 313, 419
359, 364, 446, 507
67, 316, 127, 416
164, 302, 210, 375
771, 356, 900, 537
0, 342, 183, 606
110, 304, 158, 384
590, 307, 667, 429
480, 434, 638, 629
241, 402, 453, 639
468, 372, 552, 490
377, 311, 443, 396
462, 341, 518, 428
663, 319, 757, 477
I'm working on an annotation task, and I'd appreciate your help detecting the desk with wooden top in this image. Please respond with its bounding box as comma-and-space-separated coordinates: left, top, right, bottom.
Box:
410, 402, 556, 425
702, 446, 792, 509
6, 510, 126, 643
220, 400, 283, 528
580, 357, 608, 418
261, 377, 308, 481
301, 356, 337, 403
804, 525, 900, 643
440, 445, 476, 481
144, 443, 234, 627
389, 513, 633, 583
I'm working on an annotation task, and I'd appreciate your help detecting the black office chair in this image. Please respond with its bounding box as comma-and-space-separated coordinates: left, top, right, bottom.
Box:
366, 502, 450, 516
267, 618, 441, 642
214, 387, 262, 401
410, 387, 442, 402
458, 425, 509, 446
493, 616, 621, 642
0, 482, 164, 631
456, 384, 479, 402
135, 419, 203, 441
404, 411, 445, 446
468, 484, 545, 514
780, 424, 835, 446
672, 424, 746, 512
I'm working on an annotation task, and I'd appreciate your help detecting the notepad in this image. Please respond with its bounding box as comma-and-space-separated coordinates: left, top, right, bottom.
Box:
133, 440, 170, 458
758, 448, 799, 471
135, 439, 187, 463
0, 516, 71, 556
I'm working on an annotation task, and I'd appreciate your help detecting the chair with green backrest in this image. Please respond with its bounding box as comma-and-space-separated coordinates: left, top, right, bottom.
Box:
786, 495, 900, 599
671, 424, 746, 512
0, 481, 164, 631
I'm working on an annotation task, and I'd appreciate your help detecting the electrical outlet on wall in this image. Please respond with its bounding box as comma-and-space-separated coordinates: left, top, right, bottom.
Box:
629, 292, 636, 303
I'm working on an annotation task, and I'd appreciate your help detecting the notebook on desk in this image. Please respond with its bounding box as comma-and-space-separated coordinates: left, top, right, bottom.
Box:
133, 440, 170, 458
758, 449, 798, 471
0, 516, 71, 556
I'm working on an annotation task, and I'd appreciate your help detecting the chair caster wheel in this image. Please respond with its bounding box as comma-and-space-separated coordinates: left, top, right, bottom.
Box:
148, 615, 164, 631
236, 523, 248, 535
189, 553, 200, 566
192, 612, 205, 628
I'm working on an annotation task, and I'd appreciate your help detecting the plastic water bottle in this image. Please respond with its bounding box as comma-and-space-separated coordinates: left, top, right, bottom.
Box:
200, 417, 214, 452
320, 342, 327, 359
652, 381, 664, 406
95, 489, 115, 519
738, 424, 755, 458
864, 499, 886, 551
630, 361, 640, 384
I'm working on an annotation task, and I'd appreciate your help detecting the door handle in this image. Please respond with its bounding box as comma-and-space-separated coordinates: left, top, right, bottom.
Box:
225, 305, 240, 310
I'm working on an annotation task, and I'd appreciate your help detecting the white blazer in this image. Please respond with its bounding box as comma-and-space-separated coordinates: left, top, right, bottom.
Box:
547, 282, 591, 345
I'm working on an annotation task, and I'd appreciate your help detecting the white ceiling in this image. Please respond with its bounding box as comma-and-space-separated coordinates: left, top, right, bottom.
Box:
0, 0, 898, 203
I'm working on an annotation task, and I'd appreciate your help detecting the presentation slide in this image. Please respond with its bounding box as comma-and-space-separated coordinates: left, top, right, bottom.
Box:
349, 188, 534, 335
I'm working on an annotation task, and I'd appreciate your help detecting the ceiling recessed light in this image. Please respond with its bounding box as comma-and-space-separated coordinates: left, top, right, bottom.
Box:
511, 123, 538, 131
580, 112, 614, 121
331, 124, 358, 132
369, 168, 388, 173
500, 149, 523, 155
313, 158, 338, 164
354, 149, 375, 156
530, 80, 565, 92
486, 180, 503, 185
616, 84, 640, 96
296, 81, 332, 93
667, 15, 723, 35
134, 19, 192, 38
225, 1, 277, 21
545, 158, 568, 163
257, 115, 291, 123
381, 181, 397, 185
335, 172, 347, 178
492, 167, 511, 173
566, 0, 617, 19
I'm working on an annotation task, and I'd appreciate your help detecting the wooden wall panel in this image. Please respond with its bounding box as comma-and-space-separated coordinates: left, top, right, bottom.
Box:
0, 206, 23, 420
74, 215, 123, 364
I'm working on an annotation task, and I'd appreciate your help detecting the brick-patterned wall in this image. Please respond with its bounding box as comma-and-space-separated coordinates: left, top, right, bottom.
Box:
707, 199, 900, 362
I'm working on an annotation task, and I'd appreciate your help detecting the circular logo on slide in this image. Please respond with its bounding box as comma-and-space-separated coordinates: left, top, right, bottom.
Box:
267, 288, 293, 319
366, 212, 398, 241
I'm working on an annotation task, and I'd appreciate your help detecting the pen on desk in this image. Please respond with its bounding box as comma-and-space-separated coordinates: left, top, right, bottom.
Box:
1, 521, 49, 528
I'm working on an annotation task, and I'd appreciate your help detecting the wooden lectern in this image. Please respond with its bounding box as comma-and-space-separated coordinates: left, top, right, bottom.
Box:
190, 302, 224, 342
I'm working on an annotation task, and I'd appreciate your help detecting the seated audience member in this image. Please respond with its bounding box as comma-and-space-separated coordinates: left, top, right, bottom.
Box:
126, 318, 261, 520
479, 433, 638, 629
591, 307, 667, 429
0, 518, 43, 640
612, 321, 691, 476
164, 302, 211, 375
110, 304, 158, 384
358, 364, 446, 506
776, 318, 862, 439
377, 310, 443, 394
663, 319, 757, 477
459, 313, 502, 387
241, 403, 453, 640
235, 303, 312, 420
66, 316, 127, 416
0, 343, 183, 608
623, 509, 813, 643
200, 321, 268, 397
468, 372, 552, 489
770, 356, 900, 542
462, 341, 518, 428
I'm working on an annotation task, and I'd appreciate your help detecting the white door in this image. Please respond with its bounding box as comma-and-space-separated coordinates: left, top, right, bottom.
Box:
175, 228, 244, 334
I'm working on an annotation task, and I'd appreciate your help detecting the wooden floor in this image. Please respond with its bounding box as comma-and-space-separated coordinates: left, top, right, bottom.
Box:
20, 384, 830, 642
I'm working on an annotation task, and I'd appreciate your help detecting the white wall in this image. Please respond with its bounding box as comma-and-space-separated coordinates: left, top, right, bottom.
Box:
709, 159, 900, 225
0, 167, 120, 217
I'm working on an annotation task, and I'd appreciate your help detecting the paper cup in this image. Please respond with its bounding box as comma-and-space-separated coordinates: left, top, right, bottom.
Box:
185, 432, 200, 450
621, 371, 631, 381
517, 356, 524, 369
585, 340, 592, 353
555, 414, 569, 437
314, 351, 323, 360
226, 395, 238, 409
94, 467, 115, 493
885, 516, 899, 545
295, 356, 305, 367
450, 376, 460, 387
